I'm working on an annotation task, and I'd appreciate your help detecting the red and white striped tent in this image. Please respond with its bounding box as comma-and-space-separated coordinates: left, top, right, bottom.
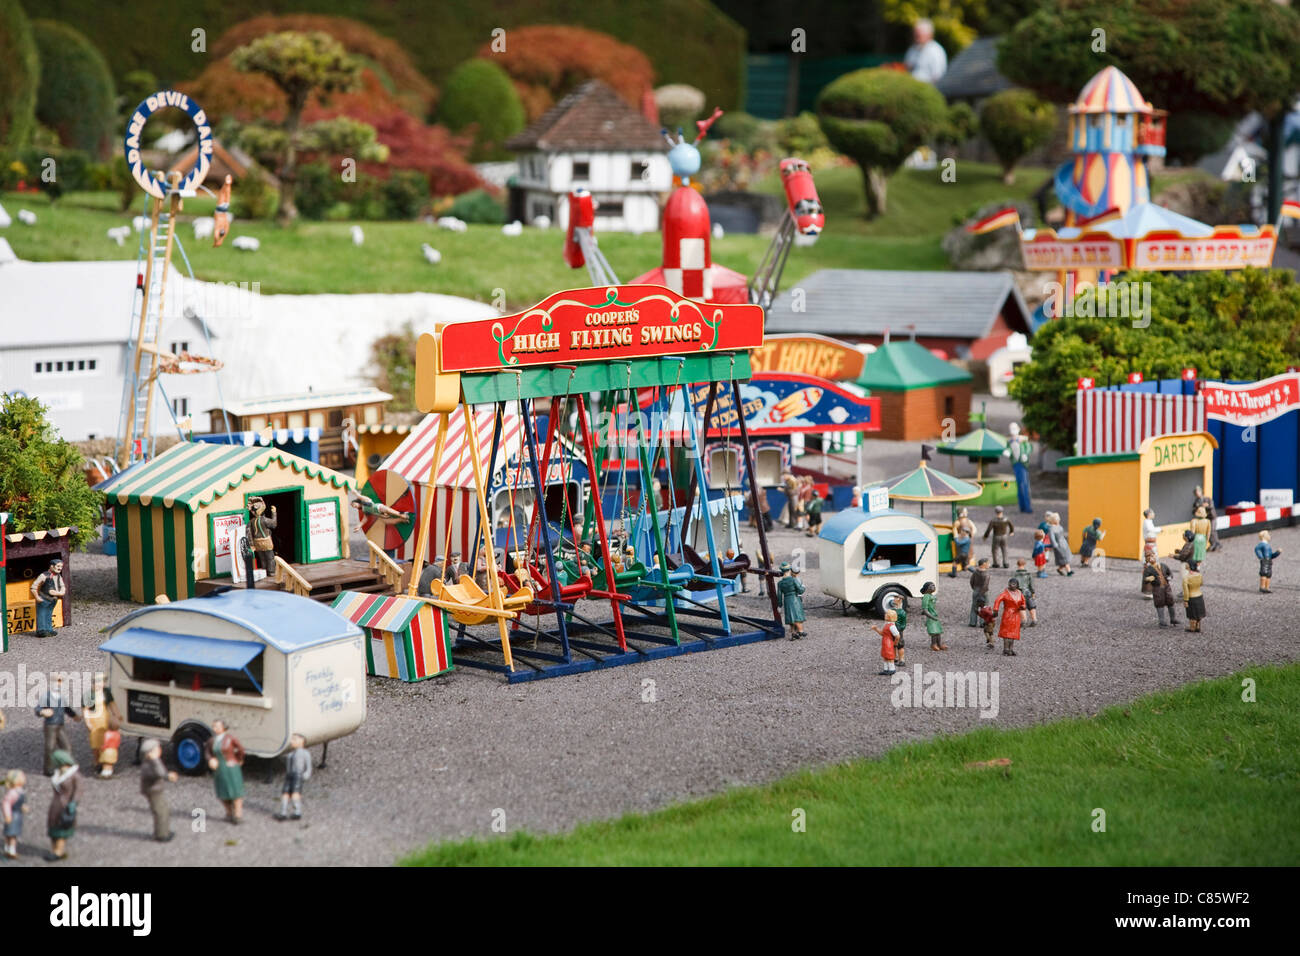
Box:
381, 407, 524, 563
1076, 388, 1206, 456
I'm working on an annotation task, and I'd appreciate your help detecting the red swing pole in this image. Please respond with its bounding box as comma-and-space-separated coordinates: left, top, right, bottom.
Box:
575, 392, 627, 651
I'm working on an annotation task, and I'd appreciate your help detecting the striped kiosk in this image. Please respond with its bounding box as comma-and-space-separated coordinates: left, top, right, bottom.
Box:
331, 590, 452, 681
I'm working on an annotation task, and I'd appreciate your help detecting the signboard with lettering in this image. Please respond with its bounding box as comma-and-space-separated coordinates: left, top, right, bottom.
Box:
209, 511, 244, 577
123, 90, 213, 200
1134, 230, 1277, 271
1201, 372, 1300, 428
748, 334, 866, 381
1020, 234, 1124, 271
654, 373, 881, 437
1144, 433, 1215, 472
127, 689, 171, 729
307, 500, 342, 562
438, 285, 764, 373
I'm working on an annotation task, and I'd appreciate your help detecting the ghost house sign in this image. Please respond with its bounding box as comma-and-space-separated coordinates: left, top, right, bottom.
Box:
123, 90, 214, 199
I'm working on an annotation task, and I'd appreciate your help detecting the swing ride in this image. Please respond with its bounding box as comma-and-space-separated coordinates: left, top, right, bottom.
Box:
403, 283, 785, 682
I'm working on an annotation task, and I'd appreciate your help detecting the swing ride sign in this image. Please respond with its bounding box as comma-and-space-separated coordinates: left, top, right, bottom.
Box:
438, 285, 765, 373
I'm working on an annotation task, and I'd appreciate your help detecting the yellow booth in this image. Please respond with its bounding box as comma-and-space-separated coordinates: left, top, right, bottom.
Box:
1057, 431, 1217, 560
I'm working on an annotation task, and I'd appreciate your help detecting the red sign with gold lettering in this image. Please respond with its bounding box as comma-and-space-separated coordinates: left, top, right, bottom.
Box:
438, 285, 765, 373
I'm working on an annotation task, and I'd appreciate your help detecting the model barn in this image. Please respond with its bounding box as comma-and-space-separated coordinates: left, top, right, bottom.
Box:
855, 340, 974, 441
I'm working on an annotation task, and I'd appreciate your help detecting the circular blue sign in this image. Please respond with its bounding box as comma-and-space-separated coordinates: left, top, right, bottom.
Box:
122, 90, 214, 199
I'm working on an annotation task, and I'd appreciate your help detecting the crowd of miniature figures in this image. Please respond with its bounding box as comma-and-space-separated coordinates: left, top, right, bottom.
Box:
3, 695, 314, 862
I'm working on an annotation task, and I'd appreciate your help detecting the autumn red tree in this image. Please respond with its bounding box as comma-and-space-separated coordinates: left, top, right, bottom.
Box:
477, 25, 654, 121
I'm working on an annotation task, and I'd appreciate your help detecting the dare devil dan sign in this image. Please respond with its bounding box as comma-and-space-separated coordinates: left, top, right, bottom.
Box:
438, 285, 765, 373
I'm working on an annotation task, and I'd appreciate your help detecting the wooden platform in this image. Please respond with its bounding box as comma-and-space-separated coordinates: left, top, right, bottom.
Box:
196, 559, 398, 603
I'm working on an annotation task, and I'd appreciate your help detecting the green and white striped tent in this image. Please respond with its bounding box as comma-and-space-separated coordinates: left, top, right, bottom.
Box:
97, 442, 354, 602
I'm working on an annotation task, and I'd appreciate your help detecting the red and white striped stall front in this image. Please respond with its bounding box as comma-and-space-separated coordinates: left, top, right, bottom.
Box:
1076, 388, 1206, 456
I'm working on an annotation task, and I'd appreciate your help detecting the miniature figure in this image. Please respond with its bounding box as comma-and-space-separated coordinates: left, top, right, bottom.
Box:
968, 558, 990, 626
1004, 422, 1034, 514
247, 496, 278, 572
275, 733, 313, 821
1182, 559, 1206, 632
212, 174, 232, 246
2, 770, 26, 859
890, 594, 907, 664
82, 675, 123, 778
35, 673, 80, 776
139, 738, 178, 842
1255, 530, 1281, 593
1031, 529, 1049, 578
850, 485, 861, 509
205, 719, 246, 824
799, 477, 815, 531
1171, 528, 1195, 565
1192, 485, 1221, 551
921, 581, 946, 650
983, 506, 1014, 568
1078, 517, 1104, 566
30, 557, 66, 637
949, 509, 973, 577
1047, 512, 1073, 576
1190, 506, 1211, 564
1013, 559, 1038, 627
782, 473, 799, 528
1142, 552, 1179, 628
977, 603, 997, 649
1141, 509, 1161, 597
805, 488, 824, 537
872, 609, 899, 675
777, 562, 806, 640
991, 578, 1027, 656
46, 749, 80, 861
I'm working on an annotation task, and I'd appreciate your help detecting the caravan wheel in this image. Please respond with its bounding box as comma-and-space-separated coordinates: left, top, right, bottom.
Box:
172, 723, 212, 775
873, 585, 909, 619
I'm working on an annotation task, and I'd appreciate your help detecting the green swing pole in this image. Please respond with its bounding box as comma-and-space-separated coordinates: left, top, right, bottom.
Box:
636, 378, 680, 645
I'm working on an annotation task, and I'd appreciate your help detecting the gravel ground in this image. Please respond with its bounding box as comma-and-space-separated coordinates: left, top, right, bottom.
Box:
3, 416, 1298, 866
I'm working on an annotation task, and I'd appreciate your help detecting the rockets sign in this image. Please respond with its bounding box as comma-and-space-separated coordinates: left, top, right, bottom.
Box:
438, 285, 764, 373
1201, 372, 1300, 428
656, 373, 881, 437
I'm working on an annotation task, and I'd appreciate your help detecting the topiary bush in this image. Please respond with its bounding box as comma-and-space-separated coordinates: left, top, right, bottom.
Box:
382, 169, 430, 219
978, 88, 1056, 185
816, 68, 947, 217
439, 59, 526, 160
655, 83, 706, 135
31, 19, 116, 158
0, 0, 39, 147
447, 188, 504, 224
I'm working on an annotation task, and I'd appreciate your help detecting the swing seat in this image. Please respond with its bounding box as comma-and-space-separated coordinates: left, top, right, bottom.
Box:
426, 575, 519, 625
592, 558, 648, 594
500, 563, 592, 615
682, 544, 751, 579
625, 564, 692, 602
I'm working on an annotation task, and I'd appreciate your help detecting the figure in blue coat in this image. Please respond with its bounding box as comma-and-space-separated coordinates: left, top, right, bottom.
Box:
777, 561, 806, 640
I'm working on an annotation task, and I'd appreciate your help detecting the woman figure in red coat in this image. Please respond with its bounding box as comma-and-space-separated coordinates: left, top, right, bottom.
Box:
991, 578, 1027, 656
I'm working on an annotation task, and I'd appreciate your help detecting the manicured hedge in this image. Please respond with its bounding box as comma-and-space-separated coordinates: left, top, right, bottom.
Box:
32, 19, 116, 157
0, 0, 40, 146
438, 59, 525, 160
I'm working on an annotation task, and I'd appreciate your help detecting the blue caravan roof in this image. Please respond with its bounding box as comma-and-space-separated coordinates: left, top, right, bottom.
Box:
100, 629, 265, 669
105, 589, 362, 654
818, 507, 930, 546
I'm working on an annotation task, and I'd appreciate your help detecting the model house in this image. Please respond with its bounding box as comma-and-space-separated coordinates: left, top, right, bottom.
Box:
505, 80, 671, 232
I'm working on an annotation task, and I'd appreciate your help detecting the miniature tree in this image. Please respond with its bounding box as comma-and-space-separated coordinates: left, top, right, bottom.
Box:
979, 89, 1056, 185
0, 395, 102, 549
230, 31, 386, 224
0, 0, 40, 147
439, 59, 526, 161
816, 68, 947, 218
32, 19, 117, 158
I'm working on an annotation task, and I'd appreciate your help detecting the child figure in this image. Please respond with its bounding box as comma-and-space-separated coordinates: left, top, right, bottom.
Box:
274, 733, 313, 821
1255, 531, 1281, 593
1013, 559, 1038, 626
977, 603, 997, 649
2, 770, 25, 859
1032, 529, 1048, 578
872, 609, 899, 675
890, 594, 908, 664
921, 581, 946, 650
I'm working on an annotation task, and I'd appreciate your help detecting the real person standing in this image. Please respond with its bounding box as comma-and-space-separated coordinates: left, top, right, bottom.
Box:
45, 750, 80, 862
34, 674, 80, 776
139, 738, 177, 842
1255, 531, 1281, 594
205, 719, 246, 824
777, 562, 806, 640
991, 578, 1027, 656
29, 558, 66, 637
969, 558, 990, 626
1182, 560, 1206, 632
1141, 509, 1161, 597
983, 506, 1014, 568
1143, 552, 1179, 628
904, 17, 947, 83
921, 581, 947, 650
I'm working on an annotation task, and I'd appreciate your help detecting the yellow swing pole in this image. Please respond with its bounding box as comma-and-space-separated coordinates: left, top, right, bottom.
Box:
462, 400, 515, 671
406, 411, 450, 597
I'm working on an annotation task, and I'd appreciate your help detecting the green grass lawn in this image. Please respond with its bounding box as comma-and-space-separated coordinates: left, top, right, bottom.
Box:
403, 663, 1300, 865
2, 164, 1038, 305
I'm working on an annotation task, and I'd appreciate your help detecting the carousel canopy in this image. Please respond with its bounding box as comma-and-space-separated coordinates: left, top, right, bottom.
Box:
882, 461, 982, 502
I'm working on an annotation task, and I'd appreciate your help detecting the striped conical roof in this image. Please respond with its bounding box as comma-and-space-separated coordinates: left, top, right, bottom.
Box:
936, 427, 1008, 459
882, 461, 982, 502
1073, 66, 1151, 114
